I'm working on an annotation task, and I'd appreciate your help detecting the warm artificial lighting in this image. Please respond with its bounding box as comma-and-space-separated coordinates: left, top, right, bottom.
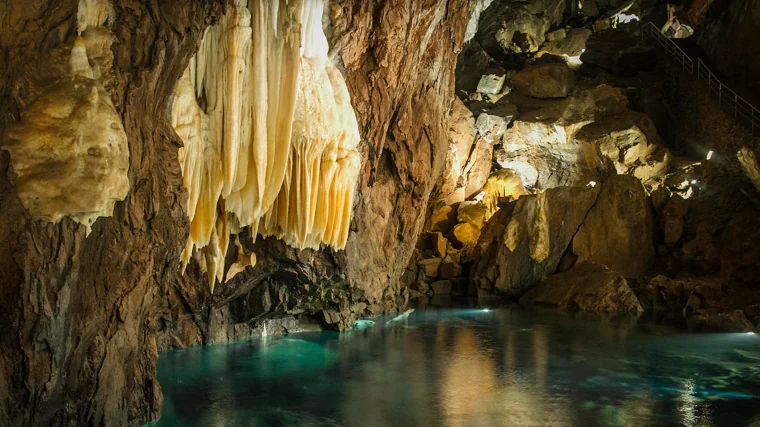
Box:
681, 180, 689, 187
473, 191, 486, 202
691, 180, 697, 184
685, 187, 693, 198
587, 181, 596, 187
172, 0, 361, 291
617, 13, 639, 24
565, 55, 583, 65
706, 150, 714, 160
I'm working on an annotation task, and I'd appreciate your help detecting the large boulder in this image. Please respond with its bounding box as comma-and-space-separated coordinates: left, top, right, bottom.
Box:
520, 261, 643, 314
539, 28, 592, 58
472, 186, 599, 296
511, 62, 575, 98
570, 175, 655, 278
496, 84, 638, 189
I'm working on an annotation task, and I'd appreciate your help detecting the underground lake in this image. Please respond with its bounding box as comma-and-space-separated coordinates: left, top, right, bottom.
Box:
152, 303, 760, 427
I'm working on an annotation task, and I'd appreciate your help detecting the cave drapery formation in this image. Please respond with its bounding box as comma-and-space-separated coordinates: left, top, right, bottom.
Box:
171, 0, 361, 291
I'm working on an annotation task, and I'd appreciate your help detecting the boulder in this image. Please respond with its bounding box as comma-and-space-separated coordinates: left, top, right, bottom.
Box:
472, 186, 599, 296
429, 204, 458, 233
439, 260, 463, 279
476, 73, 506, 95
457, 201, 489, 228
418, 258, 442, 278
539, 28, 592, 58
575, 113, 671, 184
571, 175, 655, 279
637, 275, 699, 313
520, 261, 643, 314
511, 62, 574, 99
660, 194, 688, 245
452, 222, 481, 251
474, 0, 566, 57
496, 84, 638, 189
475, 113, 508, 143
431, 280, 453, 295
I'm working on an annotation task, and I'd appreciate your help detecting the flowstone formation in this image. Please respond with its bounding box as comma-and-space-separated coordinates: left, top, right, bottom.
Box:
2, 0, 128, 232
171, 0, 361, 290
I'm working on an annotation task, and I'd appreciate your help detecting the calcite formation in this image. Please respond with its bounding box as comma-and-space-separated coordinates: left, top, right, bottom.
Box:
171, 0, 361, 290
2, 0, 128, 232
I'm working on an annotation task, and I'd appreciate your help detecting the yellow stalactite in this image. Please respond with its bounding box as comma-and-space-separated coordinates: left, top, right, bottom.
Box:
171, 0, 361, 292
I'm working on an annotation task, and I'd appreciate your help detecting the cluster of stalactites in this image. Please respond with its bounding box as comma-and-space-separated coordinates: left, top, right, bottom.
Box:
171, 0, 361, 291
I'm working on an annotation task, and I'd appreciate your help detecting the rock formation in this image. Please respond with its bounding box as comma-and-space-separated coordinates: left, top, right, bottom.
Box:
520, 261, 643, 314
0, 0, 470, 425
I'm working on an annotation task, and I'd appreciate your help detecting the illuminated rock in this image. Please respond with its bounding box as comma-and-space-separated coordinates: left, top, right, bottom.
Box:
571, 175, 655, 279
171, 0, 361, 290
472, 186, 598, 297
511, 62, 575, 99
520, 261, 644, 314
2, 1, 128, 233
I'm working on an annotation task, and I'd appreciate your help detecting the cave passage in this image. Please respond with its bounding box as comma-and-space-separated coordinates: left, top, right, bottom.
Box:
153, 304, 760, 427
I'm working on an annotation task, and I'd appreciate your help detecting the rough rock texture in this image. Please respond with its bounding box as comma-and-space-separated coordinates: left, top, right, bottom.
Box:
571, 175, 655, 279
0, 1, 213, 425
520, 261, 643, 314
496, 84, 667, 189
472, 186, 598, 297
511, 62, 575, 99
474, 0, 567, 58
0, 1, 471, 426
638, 276, 760, 332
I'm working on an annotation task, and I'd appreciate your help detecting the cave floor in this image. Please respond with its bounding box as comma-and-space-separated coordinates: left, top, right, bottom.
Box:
151, 302, 760, 427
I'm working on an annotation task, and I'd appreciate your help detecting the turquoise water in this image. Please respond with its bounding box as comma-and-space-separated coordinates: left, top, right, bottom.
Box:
155, 303, 760, 427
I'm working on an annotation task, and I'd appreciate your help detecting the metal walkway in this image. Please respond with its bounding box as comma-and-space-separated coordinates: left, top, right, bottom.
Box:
641, 22, 759, 137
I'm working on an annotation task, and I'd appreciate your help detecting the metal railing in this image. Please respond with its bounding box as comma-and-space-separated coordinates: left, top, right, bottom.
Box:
641, 22, 760, 137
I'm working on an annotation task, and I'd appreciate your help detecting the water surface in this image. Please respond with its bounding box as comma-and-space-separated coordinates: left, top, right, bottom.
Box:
155, 303, 760, 426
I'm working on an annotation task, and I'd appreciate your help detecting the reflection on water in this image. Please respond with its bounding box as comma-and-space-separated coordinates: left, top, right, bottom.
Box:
154, 304, 760, 427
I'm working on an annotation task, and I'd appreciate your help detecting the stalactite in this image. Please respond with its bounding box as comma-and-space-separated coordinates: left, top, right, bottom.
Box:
171, 0, 361, 291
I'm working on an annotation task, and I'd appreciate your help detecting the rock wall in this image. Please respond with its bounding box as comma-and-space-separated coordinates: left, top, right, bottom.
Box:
0, 0, 470, 426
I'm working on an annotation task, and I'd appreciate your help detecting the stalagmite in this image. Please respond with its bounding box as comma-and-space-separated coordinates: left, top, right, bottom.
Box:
2, 0, 128, 233
171, 0, 361, 291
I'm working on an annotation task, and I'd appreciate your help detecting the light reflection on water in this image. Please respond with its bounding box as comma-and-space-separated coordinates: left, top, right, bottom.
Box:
153, 303, 760, 427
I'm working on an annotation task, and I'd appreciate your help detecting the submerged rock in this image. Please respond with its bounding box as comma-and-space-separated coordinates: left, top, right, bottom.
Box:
520, 261, 643, 314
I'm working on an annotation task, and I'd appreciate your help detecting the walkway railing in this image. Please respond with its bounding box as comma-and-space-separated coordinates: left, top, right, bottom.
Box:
641, 22, 760, 137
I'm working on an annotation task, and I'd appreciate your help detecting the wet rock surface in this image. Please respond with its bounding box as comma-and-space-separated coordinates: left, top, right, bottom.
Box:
520, 261, 644, 314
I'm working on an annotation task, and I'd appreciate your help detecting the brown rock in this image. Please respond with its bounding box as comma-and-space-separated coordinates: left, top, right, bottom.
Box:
571, 175, 655, 279
463, 136, 495, 198
661, 194, 689, 245
457, 201, 488, 228
452, 222, 481, 251
418, 258, 443, 278
511, 62, 575, 99
429, 204, 459, 234
472, 186, 599, 296
520, 261, 643, 314
439, 260, 463, 279
431, 280, 453, 294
